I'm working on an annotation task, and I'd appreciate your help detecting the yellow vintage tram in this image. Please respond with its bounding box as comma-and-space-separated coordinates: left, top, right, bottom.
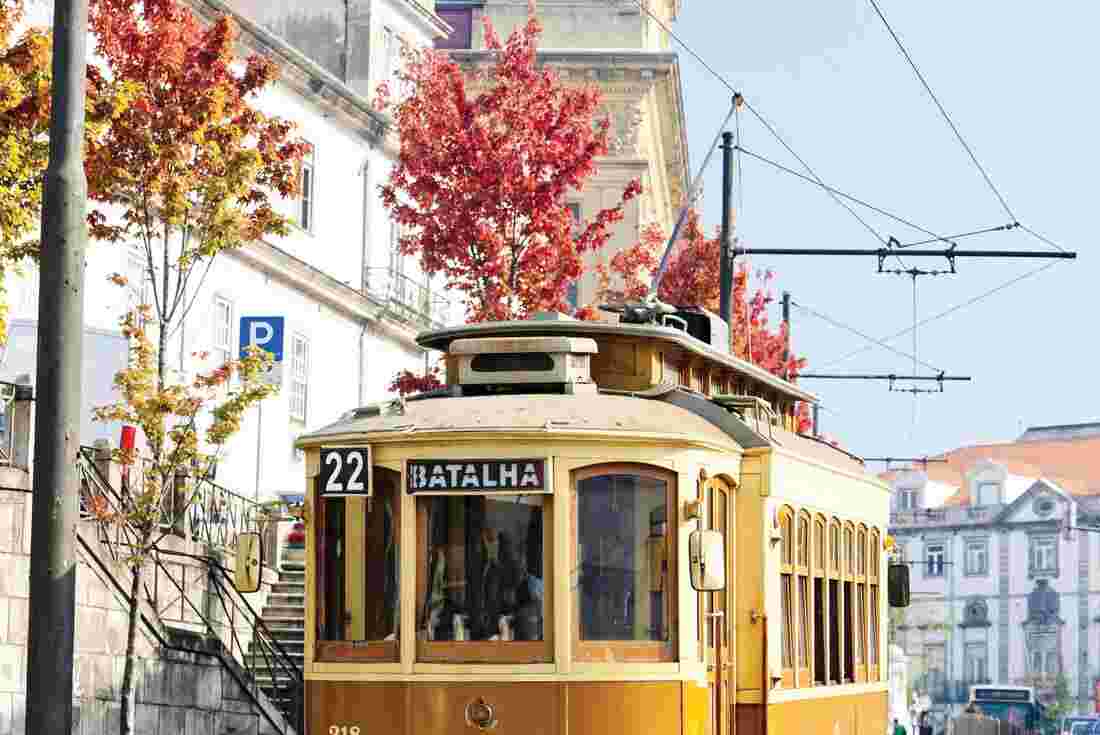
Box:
294, 310, 903, 735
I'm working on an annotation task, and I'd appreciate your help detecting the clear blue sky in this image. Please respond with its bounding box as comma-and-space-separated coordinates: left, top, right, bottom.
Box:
674, 0, 1094, 459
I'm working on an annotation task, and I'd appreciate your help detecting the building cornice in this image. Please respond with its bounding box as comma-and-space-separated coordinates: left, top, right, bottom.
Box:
188, 0, 389, 146
388, 0, 455, 39
225, 242, 427, 353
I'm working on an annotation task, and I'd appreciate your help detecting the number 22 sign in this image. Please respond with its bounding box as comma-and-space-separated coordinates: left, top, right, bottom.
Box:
319, 447, 372, 497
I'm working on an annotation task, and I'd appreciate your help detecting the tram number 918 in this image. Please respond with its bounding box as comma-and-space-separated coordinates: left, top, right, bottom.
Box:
329, 727, 361, 735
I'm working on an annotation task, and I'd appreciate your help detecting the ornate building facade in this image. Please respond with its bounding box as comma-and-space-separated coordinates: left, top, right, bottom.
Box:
886, 423, 1100, 727
436, 0, 690, 308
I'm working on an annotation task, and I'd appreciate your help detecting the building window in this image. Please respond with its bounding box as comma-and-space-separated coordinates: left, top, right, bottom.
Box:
213, 296, 233, 366
1026, 632, 1059, 676
290, 334, 309, 422
975, 481, 999, 506
435, 7, 474, 50
897, 489, 918, 511
575, 466, 675, 663
964, 539, 989, 576
964, 642, 988, 684
566, 203, 582, 309
925, 543, 945, 578
316, 469, 401, 661
1029, 536, 1057, 575
298, 144, 315, 232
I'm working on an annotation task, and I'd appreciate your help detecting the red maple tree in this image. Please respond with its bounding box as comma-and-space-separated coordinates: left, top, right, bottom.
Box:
375, 7, 640, 323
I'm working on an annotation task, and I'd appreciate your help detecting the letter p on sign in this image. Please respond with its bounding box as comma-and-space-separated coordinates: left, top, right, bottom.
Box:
239, 316, 285, 385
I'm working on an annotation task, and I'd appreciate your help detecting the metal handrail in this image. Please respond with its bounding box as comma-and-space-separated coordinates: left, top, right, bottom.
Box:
0, 381, 20, 467
76, 531, 301, 734
75, 448, 303, 731
364, 266, 450, 326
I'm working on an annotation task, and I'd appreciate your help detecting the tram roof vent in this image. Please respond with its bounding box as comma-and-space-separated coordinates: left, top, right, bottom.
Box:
450, 336, 598, 395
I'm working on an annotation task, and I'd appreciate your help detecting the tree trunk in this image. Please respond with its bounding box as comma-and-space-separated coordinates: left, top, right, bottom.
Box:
119, 562, 144, 735
157, 319, 168, 390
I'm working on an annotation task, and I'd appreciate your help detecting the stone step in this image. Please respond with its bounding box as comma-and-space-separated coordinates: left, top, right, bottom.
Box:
246, 652, 305, 668
253, 641, 303, 656
262, 620, 305, 632
266, 593, 304, 605
262, 605, 305, 618
280, 562, 305, 573
272, 582, 305, 594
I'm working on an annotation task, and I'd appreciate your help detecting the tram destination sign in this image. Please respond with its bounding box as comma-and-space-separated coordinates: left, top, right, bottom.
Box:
972, 688, 1031, 703
319, 447, 373, 497
406, 459, 549, 494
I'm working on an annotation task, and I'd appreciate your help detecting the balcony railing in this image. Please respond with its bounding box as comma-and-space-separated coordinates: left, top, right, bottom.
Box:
891, 504, 1000, 528
365, 267, 451, 328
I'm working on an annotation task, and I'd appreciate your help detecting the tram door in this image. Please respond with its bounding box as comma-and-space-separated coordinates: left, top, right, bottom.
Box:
704, 479, 734, 735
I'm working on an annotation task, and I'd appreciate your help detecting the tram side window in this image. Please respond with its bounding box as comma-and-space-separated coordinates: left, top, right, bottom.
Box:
576, 468, 674, 661
416, 495, 545, 643
317, 469, 400, 657
828, 580, 840, 683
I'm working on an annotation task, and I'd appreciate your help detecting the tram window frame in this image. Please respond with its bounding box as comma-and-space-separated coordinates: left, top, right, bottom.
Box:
795, 511, 812, 688
778, 506, 795, 686
841, 521, 854, 683
314, 467, 402, 663
869, 528, 881, 680
854, 524, 867, 683
413, 492, 554, 664
812, 514, 827, 686
573, 464, 678, 664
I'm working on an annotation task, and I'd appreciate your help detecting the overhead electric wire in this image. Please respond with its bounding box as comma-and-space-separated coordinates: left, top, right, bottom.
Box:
624, 0, 1073, 371
866, 0, 1017, 223
621, 0, 903, 267
899, 223, 1018, 248
736, 146, 962, 245
790, 300, 942, 374
818, 260, 1062, 369
1019, 224, 1068, 254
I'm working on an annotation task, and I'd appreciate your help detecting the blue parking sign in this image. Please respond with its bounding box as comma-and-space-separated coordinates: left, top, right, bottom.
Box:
239, 316, 285, 362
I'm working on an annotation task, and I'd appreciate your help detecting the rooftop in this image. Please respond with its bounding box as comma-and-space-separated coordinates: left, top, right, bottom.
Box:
1017, 422, 1100, 443
880, 425, 1100, 505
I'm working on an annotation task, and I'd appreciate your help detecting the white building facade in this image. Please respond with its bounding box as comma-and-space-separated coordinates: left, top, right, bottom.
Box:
5, 0, 457, 503
889, 457, 1100, 724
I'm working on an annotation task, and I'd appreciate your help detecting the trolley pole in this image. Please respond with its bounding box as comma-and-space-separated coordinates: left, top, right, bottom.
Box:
26, 0, 89, 731
718, 131, 735, 325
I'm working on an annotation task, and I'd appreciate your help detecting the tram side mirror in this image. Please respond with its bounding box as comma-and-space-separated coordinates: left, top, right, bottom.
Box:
689, 529, 725, 591
888, 563, 910, 608
234, 532, 263, 594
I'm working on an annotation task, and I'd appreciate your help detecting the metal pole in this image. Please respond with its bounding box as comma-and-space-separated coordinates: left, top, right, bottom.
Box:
733, 247, 1076, 259
781, 291, 791, 380
254, 402, 263, 501
718, 132, 735, 325
812, 404, 820, 438
27, 0, 88, 731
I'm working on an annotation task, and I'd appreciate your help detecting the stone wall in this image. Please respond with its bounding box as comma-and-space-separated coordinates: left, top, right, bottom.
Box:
0, 488, 290, 735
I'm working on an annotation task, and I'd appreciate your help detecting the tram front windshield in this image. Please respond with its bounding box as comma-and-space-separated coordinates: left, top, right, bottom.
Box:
972, 703, 1039, 729
417, 495, 545, 642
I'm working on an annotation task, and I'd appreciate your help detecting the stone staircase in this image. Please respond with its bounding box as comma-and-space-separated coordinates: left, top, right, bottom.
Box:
247, 556, 306, 720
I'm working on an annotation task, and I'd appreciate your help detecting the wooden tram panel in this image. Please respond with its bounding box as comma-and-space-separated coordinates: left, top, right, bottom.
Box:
425, 319, 816, 434
297, 316, 891, 735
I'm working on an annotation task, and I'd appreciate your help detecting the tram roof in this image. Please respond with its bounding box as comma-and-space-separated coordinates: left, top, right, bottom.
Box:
415, 316, 818, 405
298, 389, 869, 478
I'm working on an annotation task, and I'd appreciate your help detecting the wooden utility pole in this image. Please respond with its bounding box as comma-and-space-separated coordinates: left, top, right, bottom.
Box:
26, 0, 89, 731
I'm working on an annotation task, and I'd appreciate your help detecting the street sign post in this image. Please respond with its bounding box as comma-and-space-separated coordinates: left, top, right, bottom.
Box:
240, 316, 285, 499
